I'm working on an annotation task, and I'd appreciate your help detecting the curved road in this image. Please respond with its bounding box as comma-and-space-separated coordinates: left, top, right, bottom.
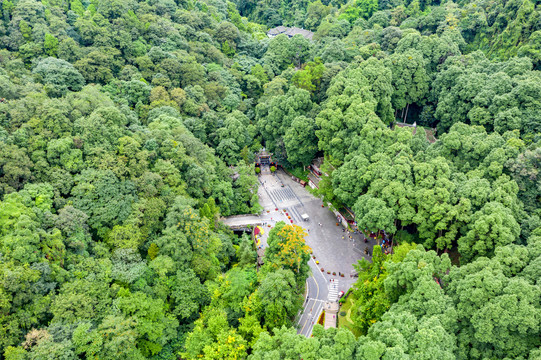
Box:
297, 258, 329, 336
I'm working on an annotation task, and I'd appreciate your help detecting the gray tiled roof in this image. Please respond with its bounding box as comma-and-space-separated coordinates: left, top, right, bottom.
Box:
267, 26, 314, 40
267, 26, 287, 35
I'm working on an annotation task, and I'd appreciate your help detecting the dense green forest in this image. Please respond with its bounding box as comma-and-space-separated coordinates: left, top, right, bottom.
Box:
0, 0, 540, 358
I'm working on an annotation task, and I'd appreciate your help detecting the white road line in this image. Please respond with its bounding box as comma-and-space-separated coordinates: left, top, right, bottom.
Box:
307, 303, 324, 336
310, 258, 327, 283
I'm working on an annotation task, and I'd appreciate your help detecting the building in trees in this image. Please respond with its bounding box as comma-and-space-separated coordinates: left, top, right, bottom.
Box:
267, 26, 314, 40
256, 149, 273, 166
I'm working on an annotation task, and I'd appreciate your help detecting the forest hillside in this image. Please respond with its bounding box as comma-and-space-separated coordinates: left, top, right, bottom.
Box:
0, 0, 540, 358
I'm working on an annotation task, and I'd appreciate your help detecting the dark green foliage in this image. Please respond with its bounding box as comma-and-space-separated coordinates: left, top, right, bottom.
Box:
0, 0, 540, 357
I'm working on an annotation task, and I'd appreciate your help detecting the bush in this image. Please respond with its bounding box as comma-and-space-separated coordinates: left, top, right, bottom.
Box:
340, 311, 346, 316
255, 167, 261, 174
270, 166, 276, 172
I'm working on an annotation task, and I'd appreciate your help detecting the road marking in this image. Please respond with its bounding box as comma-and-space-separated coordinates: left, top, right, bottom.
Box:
310, 258, 327, 284
328, 279, 340, 302
299, 298, 316, 335
313, 273, 320, 300
299, 273, 320, 335
305, 302, 324, 337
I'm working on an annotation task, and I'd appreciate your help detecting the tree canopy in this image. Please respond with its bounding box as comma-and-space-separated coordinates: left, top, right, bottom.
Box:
0, 0, 540, 356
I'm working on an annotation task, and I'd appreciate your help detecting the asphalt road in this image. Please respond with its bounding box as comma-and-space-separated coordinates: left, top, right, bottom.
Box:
297, 258, 329, 336
222, 167, 375, 337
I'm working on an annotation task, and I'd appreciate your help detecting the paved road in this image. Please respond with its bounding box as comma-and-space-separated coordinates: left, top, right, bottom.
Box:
297, 258, 328, 336
223, 167, 377, 337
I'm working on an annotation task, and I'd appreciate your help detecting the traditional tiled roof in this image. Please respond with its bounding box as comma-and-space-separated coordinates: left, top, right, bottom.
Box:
267, 26, 287, 36
267, 26, 314, 40
284, 27, 314, 40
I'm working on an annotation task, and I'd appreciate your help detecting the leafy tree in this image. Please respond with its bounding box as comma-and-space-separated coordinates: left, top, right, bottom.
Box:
170, 269, 209, 320
236, 233, 257, 267
33, 57, 85, 97
113, 289, 179, 356
351, 245, 392, 334
305, 1, 331, 30
183, 308, 246, 360
216, 111, 256, 165
43, 33, 59, 56
258, 268, 300, 329
354, 195, 397, 235
291, 58, 325, 94
445, 253, 541, 359
339, 0, 378, 23
72, 316, 145, 360
386, 50, 429, 118
315, 67, 383, 164
358, 57, 394, 124
70, 169, 137, 238
458, 202, 521, 262
265, 223, 311, 278
0, 145, 33, 195
283, 116, 318, 167
257, 86, 312, 159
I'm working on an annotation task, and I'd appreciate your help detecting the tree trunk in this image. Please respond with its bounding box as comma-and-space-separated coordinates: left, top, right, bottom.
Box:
404, 103, 409, 123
